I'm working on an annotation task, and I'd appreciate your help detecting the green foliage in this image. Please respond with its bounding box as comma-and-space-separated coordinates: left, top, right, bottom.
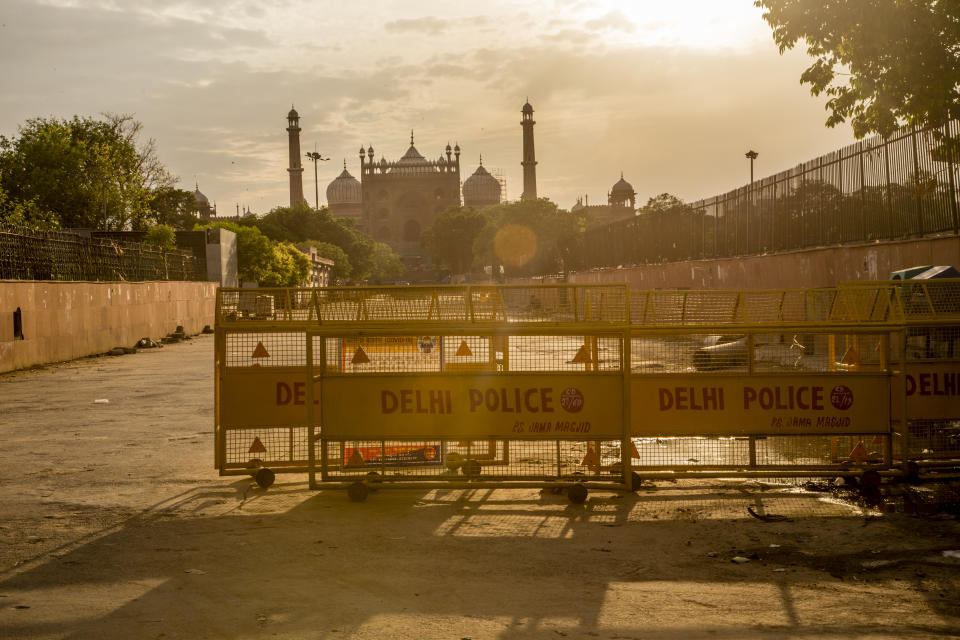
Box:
257, 201, 403, 282
639, 193, 694, 215
473, 198, 584, 277
0, 184, 60, 230
421, 206, 488, 273
260, 242, 312, 287
148, 187, 199, 230
296, 241, 352, 283
0, 113, 177, 231
195, 221, 275, 284
756, 0, 960, 139
144, 224, 176, 250
368, 242, 406, 283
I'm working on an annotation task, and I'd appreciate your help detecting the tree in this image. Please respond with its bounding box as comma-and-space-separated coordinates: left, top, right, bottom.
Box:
0, 185, 59, 230
0, 113, 178, 230
144, 224, 176, 250
148, 187, 199, 230
756, 0, 960, 140
259, 242, 311, 287
257, 201, 403, 282
368, 241, 406, 283
421, 206, 488, 274
473, 199, 584, 277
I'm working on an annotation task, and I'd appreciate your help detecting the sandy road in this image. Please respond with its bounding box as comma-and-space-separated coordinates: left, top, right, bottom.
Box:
0, 335, 958, 639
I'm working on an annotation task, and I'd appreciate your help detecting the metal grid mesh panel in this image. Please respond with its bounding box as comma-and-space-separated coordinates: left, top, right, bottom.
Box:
320, 439, 626, 480
218, 285, 628, 325
630, 332, 887, 373
506, 335, 622, 372
225, 332, 306, 367
905, 325, 960, 360
224, 427, 308, 467
322, 334, 622, 374
630, 435, 890, 468
324, 336, 442, 373
896, 280, 960, 319
906, 420, 960, 456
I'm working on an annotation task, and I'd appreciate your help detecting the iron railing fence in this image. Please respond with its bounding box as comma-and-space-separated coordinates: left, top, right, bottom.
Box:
576, 121, 960, 269
0, 225, 200, 282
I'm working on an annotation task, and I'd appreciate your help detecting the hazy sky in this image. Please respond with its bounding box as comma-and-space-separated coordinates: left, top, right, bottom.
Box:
0, 0, 860, 214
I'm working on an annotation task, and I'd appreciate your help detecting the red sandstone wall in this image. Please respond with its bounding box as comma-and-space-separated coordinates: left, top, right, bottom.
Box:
0, 281, 217, 374
535, 236, 960, 290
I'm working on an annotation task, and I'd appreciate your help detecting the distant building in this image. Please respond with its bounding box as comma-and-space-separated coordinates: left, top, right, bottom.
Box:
326, 160, 363, 226
572, 173, 637, 228
462, 156, 502, 210
357, 132, 461, 262
298, 246, 335, 287
193, 183, 217, 221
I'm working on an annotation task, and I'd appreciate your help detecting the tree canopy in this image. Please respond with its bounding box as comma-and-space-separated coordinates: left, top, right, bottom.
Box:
420, 206, 488, 274
0, 113, 185, 231
473, 199, 584, 277
756, 0, 960, 139
257, 202, 404, 283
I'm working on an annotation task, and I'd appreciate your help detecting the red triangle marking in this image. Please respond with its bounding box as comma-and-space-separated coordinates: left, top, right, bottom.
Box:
455, 340, 473, 357
251, 341, 270, 359
249, 437, 267, 454
351, 346, 370, 364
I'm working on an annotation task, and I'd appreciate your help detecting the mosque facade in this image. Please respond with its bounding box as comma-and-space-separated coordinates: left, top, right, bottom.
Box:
572, 173, 638, 228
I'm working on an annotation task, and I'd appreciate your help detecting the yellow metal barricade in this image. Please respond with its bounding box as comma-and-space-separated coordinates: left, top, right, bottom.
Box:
214, 283, 960, 499
216, 284, 633, 501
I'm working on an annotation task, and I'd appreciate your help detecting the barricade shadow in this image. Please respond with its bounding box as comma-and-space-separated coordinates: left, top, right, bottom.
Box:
0, 479, 957, 639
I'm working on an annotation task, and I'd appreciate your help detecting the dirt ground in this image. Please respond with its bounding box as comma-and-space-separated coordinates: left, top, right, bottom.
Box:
0, 335, 958, 640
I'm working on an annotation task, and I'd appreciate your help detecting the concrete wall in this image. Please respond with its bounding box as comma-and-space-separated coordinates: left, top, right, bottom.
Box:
526, 235, 960, 290
0, 281, 217, 374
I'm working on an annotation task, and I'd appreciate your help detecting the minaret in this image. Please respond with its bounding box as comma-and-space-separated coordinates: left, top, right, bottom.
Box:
520, 100, 537, 201
286, 106, 305, 206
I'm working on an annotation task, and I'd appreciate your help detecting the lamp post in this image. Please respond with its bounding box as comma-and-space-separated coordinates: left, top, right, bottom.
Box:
305, 150, 328, 209
745, 150, 758, 184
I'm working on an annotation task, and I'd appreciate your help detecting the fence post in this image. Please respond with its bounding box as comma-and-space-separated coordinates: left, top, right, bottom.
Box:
946, 122, 959, 235
883, 136, 894, 239
859, 141, 867, 240
910, 125, 925, 236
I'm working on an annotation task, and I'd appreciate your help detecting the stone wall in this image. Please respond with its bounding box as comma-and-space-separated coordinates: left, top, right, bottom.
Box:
0, 281, 217, 374
524, 235, 960, 290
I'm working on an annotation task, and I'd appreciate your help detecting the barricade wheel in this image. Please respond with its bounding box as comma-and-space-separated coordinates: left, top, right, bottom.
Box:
860, 469, 881, 489
348, 482, 369, 502
568, 483, 588, 504
254, 467, 275, 489
463, 459, 482, 477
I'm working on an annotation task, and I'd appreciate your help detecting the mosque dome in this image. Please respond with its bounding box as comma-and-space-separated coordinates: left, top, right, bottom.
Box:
193, 185, 209, 206
287, 107, 299, 119
326, 163, 362, 205
522, 101, 534, 114
610, 174, 635, 197
462, 162, 501, 208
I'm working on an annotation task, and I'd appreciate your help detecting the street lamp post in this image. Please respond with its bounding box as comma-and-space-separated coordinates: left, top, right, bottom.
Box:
745, 150, 758, 184
305, 150, 328, 209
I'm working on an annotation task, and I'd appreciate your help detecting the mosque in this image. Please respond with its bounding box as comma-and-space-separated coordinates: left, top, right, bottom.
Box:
282, 102, 638, 267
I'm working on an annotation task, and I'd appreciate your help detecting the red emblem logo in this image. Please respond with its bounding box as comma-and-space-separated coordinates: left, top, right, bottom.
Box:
560, 388, 584, 413
830, 385, 854, 410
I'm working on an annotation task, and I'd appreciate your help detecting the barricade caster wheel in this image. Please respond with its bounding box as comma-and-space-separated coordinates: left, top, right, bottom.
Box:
462, 459, 482, 477
568, 483, 588, 504
254, 467, 275, 489
348, 482, 369, 502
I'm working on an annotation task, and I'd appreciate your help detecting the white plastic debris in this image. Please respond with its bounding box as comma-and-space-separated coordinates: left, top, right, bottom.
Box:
943, 550, 960, 559
93, 399, 110, 404
731, 556, 750, 564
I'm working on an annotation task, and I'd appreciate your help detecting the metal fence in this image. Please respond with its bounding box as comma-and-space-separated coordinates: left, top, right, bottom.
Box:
0, 225, 200, 282
576, 121, 960, 269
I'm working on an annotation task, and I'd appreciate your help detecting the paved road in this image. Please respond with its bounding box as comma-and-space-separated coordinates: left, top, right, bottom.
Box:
0, 336, 958, 639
